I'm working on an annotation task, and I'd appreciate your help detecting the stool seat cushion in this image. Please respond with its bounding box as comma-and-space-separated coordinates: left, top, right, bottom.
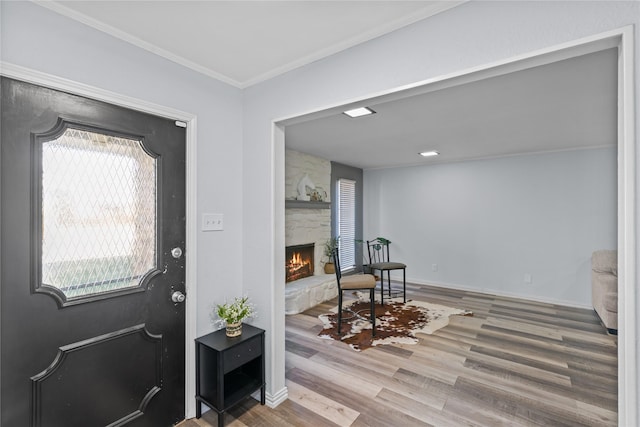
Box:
369, 262, 406, 270
340, 274, 376, 289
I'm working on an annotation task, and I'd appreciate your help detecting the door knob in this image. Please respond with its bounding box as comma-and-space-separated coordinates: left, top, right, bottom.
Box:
171, 247, 183, 259
171, 291, 186, 303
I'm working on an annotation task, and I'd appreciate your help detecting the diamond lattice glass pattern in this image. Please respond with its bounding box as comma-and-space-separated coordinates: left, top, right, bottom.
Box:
41, 127, 157, 298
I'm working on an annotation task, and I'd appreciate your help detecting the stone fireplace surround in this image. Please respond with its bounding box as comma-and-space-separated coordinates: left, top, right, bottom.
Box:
284, 150, 337, 314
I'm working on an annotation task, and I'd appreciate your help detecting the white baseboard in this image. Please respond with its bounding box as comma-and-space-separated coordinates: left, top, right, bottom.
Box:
265, 386, 288, 408
406, 277, 592, 310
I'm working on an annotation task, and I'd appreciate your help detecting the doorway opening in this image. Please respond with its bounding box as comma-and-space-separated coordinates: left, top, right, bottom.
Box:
274, 26, 634, 423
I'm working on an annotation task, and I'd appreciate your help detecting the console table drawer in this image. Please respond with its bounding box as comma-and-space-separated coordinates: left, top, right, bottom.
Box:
223, 335, 262, 372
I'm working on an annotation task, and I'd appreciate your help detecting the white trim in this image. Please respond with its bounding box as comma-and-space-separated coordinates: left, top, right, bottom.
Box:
240, 1, 466, 88
616, 25, 636, 427
0, 62, 194, 122
407, 278, 593, 310
363, 144, 616, 172
276, 28, 621, 126
271, 124, 288, 404
0, 62, 200, 420
274, 26, 635, 423
34, 1, 241, 88
34, 0, 465, 89
265, 387, 289, 408
184, 117, 198, 419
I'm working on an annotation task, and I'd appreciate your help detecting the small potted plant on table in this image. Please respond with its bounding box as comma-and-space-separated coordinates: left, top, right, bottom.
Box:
323, 236, 339, 274
215, 296, 256, 337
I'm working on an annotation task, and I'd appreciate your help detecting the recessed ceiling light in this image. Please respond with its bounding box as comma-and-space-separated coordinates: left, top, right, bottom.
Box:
419, 151, 439, 157
343, 107, 376, 118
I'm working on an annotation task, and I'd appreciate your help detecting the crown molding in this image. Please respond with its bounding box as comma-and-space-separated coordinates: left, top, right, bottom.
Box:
34, 0, 466, 89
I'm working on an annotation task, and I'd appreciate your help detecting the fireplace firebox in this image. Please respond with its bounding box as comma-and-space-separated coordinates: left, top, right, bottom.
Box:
286, 243, 314, 282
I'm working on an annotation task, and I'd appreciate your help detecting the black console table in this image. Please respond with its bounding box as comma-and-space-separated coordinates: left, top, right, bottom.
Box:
195, 324, 265, 427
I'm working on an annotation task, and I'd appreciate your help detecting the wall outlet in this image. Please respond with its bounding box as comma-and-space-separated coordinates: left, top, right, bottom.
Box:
202, 213, 224, 231
524, 273, 533, 284
432, 263, 438, 272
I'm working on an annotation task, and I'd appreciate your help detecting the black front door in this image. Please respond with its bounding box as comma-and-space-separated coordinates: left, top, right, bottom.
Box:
1, 77, 186, 426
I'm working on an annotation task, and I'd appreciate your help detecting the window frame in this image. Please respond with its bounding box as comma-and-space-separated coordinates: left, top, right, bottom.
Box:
31, 119, 163, 307
336, 178, 356, 272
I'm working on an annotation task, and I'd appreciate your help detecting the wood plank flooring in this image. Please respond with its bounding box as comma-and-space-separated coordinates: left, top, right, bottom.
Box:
180, 283, 618, 426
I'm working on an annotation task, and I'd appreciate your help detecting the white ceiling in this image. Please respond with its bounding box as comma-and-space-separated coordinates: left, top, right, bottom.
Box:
285, 48, 618, 169
38, 1, 617, 170
42, 0, 463, 88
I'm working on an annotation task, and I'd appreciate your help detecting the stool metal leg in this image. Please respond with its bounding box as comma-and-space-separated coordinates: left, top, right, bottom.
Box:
402, 268, 406, 303
370, 288, 376, 336
338, 290, 343, 336
379, 270, 384, 305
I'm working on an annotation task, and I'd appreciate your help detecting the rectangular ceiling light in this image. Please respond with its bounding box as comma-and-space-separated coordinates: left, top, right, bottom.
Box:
419, 151, 439, 157
343, 107, 375, 118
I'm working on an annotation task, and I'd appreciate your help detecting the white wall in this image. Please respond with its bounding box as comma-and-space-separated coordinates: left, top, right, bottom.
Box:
0, 1, 244, 336
242, 0, 638, 410
2, 0, 638, 418
364, 148, 617, 307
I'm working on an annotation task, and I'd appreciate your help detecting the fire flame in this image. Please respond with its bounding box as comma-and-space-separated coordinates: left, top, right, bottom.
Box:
286, 248, 314, 282
288, 251, 309, 272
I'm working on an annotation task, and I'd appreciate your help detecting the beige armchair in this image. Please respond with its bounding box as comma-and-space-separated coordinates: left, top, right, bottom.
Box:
591, 250, 617, 334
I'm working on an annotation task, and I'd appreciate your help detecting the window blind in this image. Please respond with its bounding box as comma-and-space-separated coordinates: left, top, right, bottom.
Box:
337, 179, 356, 270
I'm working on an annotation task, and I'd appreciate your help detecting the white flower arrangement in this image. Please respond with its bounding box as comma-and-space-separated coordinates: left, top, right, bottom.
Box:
214, 296, 256, 326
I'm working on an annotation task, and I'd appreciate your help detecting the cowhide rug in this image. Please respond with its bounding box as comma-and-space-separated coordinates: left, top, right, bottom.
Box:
318, 298, 473, 351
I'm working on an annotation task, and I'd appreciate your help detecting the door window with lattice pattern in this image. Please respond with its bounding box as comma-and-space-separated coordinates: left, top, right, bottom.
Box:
39, 126, 157, 300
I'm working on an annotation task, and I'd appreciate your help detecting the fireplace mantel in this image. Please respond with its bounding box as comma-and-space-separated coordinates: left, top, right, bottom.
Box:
285, 200, 331, 209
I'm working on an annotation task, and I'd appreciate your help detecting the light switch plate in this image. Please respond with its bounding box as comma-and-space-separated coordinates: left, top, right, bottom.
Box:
202, 213, 223, 231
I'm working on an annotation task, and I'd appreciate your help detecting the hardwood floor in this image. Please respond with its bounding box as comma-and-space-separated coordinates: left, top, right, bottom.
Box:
181, 283, 618, 426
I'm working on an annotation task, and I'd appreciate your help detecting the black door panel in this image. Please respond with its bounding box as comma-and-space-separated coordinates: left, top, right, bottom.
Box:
1, 78, 186, 426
